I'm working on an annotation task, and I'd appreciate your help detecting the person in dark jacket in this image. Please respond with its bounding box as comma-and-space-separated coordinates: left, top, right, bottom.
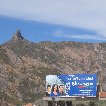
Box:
46, 85, 51, 97
59, 85, 66, 96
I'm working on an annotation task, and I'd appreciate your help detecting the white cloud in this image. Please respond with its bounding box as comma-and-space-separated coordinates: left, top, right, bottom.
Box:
55, 34, 106, 41
0, 0, 106, 39
54, 30, 106, 41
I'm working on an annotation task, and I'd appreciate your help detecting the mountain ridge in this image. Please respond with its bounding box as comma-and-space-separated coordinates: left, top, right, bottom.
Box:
0, 31, 106, 106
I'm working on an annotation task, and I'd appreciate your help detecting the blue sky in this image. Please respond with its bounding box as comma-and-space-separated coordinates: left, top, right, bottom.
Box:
0, 0, 106, 44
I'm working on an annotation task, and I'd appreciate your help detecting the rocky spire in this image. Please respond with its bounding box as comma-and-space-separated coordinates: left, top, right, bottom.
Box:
12, 30, 24, 41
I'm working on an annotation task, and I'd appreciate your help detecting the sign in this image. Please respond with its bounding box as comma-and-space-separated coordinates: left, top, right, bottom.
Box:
46, 74, 97, 97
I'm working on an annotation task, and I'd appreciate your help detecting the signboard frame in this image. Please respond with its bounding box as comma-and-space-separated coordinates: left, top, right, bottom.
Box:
46, 74, 97, 97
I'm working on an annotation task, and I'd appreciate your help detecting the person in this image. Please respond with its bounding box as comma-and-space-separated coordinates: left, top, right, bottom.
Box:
50, 84, 59, 96
46, 85, 51, 97
59, 85, 66, 96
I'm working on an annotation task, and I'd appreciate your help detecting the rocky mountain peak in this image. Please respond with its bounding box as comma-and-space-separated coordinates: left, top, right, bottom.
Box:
12, 30, 24, 41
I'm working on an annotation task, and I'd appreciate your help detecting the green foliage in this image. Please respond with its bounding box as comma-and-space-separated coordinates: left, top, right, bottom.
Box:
16, 101, 22, 106
76, 103, 85, 106
18, 77, 30, 93
8, 71, 17, 83
22, 92, 36, 103
88, 101, 97, 106
0, 90, 17, 105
